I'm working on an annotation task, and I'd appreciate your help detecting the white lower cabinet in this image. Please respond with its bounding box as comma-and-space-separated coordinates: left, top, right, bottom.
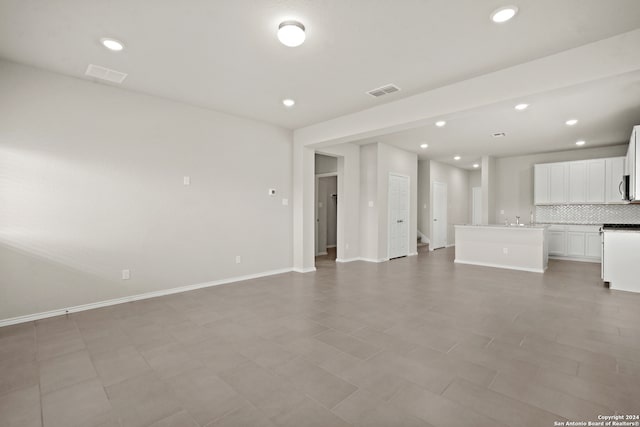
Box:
547, 225, 601, 262
567, 232, 586, 257
548, 231, 566, 256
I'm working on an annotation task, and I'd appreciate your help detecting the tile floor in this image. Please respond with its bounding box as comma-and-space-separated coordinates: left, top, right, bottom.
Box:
1, 247, 640, 427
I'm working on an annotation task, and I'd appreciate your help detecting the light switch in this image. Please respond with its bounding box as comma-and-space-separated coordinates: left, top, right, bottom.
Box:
319, 201, 323, 208
500, 210, 505, 215
282, 198, 289, 206
121, 269, 130, 280
368, 201, 374, 207
424, 203, 427, 209
183, 176, 191, 186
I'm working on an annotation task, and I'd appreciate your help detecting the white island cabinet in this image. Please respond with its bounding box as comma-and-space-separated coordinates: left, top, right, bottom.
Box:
454, 225, 549, 273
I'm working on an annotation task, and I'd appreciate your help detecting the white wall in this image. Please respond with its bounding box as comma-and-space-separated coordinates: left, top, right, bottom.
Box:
418, 160, 431, 239
0, 60, 293, 321
359, 144, 379, 260
358, 143, 417, 260
468, 170, 481, 223
494, 145, 627, 224
315, 154, 337, 174
430, 161, 470, 246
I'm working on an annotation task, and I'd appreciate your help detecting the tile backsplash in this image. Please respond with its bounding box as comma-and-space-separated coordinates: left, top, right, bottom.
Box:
536, 204, 640, 224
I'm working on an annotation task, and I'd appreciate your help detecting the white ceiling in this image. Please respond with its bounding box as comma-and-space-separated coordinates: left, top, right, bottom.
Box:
1, 0, 640, 130
352, 70, 640, 168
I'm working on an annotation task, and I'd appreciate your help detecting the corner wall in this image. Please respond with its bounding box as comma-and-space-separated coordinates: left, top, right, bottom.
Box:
0, 60, 293, 321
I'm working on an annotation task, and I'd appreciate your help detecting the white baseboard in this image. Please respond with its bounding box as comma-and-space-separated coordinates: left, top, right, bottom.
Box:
454, 259, 545, 274
335, 257, 388, 263
445, 244, 455, 248
408, 252, 418, 257
292, 267, 317, 273
326, 245, 336, 249
0, 267, 293, 328
316, 252, 328, 256
336, 257, 359, 263
549, 256, 600, 264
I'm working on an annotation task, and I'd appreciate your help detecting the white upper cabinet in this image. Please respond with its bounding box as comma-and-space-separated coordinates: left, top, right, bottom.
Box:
535, 157, 620, 205
549, 162, 568, 204
569, 161, 587, 203
605, 157, 625, 203
534, 164, 550, 204
586, 159, 606, 203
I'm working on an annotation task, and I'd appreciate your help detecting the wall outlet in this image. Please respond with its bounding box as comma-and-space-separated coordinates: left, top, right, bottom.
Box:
282, 198, 288, 206
183, 176, 191, 186
503, 248, 508, 255
235, 255, 241, 264
268, 188, 276, 196
121, 269, 130, 280
368, 201, 374, 207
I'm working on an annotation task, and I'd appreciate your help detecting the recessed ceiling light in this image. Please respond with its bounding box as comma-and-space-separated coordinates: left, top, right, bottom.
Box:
420, 143, 428, 149
566, 119, 578, 126
576, 140, 586, 146
282, 99, 295, 107
277, 21, 306, 47
473, 164, 480, 168
435, 120, 446, 127
514, 103, 529, 111
490, 6, 519, 23
100, 38, 124, 51
454, 156, 461, 160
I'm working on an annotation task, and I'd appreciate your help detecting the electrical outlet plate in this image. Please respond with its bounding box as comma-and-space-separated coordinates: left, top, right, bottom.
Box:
121, 269, 130, 280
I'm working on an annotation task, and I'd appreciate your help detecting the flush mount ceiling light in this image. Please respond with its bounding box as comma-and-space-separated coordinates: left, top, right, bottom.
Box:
454, 156, 461, 160
100, 38, 124, 51
277, 21, 306, 47
514, 103, 529, 111
282, 99, 295, 107
435, 120, 446, 127
566, 119, 579, 126
473, 164, 480, 168
420, 143, 428, 149
490, 6, 519, 23
576, 140, 586, 146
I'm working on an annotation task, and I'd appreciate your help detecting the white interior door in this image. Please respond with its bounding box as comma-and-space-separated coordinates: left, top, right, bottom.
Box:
432, 181, 447, 249
388, 174, 410, 259
472, 187, 482, 225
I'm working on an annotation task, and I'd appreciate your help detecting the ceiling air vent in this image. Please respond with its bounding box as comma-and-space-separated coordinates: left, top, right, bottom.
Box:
85, 64, 127, 84
367, 84, 401, 98
492, 132, 506, 138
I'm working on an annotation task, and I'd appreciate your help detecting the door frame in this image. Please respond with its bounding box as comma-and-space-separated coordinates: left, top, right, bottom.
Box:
387, 173, 411, 259
432, 181, 448, 250
315, 172, 338, 256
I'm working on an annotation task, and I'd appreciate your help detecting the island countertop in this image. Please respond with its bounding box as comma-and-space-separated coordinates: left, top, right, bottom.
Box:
455, 224, 550, 230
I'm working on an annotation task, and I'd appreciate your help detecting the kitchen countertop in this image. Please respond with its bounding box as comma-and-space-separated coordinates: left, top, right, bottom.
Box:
455, 224, 549, 229
602, 228, 640, 233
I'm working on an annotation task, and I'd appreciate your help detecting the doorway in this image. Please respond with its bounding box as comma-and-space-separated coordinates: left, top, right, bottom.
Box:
315, 174, 338, 260
472, 186, 482, 225
388, 174, 410, 259
432, 181, 448, 249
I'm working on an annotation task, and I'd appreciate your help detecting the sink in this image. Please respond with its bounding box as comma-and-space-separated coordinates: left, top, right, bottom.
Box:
509, 223, 526, 227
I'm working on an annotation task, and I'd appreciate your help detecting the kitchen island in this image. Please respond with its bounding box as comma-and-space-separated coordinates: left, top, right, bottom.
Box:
454, 224, 549, 273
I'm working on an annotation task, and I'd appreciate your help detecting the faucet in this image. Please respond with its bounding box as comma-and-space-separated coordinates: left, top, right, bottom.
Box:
516, 216, 521, 225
